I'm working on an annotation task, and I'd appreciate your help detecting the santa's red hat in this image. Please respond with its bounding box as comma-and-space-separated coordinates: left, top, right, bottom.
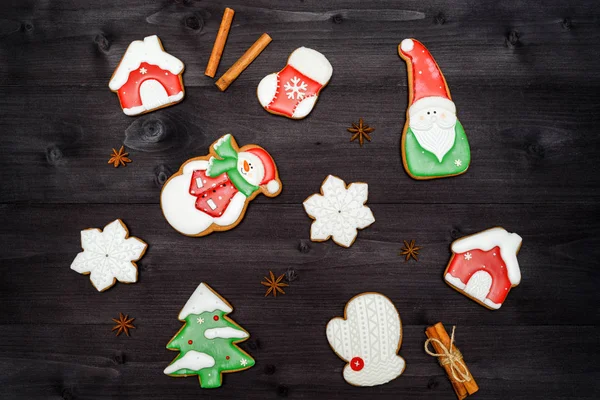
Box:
399, 38, 456, 117
246, 147, 280, 194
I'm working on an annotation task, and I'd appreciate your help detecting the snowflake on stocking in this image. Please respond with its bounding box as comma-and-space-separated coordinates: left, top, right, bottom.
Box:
284, 76, 307, 100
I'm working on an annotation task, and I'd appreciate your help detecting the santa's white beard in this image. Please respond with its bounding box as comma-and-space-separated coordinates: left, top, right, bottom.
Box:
410, 122, 456, 162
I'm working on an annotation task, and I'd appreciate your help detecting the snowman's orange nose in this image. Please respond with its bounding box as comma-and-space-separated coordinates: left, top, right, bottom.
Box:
243, 160, 250, 172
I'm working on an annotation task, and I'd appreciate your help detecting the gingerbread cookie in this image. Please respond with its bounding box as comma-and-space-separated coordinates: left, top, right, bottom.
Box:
161, 134, 282, 236
109, 35, 185, 116
398, 38, 470, 179
70, 219, 147, 292
326, 292, 406, 386
444, 227, 523, 310
164, 283, 255, 388
303, 175, 374, 248
257, 47, 332, 119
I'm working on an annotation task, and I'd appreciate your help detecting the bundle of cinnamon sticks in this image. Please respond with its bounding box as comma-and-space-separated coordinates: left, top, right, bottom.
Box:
425, 322, 479, 399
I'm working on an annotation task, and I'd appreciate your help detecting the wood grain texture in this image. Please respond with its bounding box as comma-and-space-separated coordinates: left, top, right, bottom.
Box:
0, 0, 599, 399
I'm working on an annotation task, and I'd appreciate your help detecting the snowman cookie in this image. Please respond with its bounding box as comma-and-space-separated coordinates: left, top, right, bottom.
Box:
257, 47, 332, 119
326, 292, 406, 387
398, 38, 470, 179
161, 134, 282, 236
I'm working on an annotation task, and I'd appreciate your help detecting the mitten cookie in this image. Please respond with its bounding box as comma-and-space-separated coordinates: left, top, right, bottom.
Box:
326, 292, 405, 387
398, 38, 470, 179
257, 47, 332, 119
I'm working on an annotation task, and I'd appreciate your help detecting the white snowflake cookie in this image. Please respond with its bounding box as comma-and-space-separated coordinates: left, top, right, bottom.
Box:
303, 175, 375, 248
70, 219, 147, 292
326, 292, 406, 386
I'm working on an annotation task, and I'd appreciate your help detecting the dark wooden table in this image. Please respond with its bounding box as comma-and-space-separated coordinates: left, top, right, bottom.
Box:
1, 1, 599, 399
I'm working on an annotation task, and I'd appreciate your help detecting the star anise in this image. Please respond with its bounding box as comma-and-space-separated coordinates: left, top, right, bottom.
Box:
112, 313, 135, 336
108, 146, 132, 168
348, 118, 375, 147
399, 239, 422, 262
261, 271, 288, 297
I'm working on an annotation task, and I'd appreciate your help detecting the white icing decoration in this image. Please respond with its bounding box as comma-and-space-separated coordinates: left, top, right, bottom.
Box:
303, 175, 375, 248
240, 359, 248, 366
326, 293, 405, 387
400, 38, 414, 52
284, 76, 307, 100
214, 192, 246, 226
464, 270, 493, 302
195, 177, 204, 188
266, 180, 280, 194
163, 350, 215, 374
287, 47, 332, 85
207, 199, 217, 210
484, 298, 502, 309
444, 273, 466, 290
409, 98, 458, 162
70, 219, 146, 292
204, 327, 248, 339
451, 227, 522, 285
257, 73, 278, 108
123, 91, 183, 116
179, 282, 233, 320
292, 96, 318, 119
109, 35, 184, 91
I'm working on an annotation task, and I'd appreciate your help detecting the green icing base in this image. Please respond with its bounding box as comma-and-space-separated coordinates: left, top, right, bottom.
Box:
165, 310, 255, 388
403, 120, 470, 179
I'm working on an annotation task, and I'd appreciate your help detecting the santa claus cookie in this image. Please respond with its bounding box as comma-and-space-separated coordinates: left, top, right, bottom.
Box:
326, 292, 406, 387
161, 134, 282, 236
109, 35, 185, 116
398, 39, 470, 179
257, 47, 332, 119
445, 227, 523, 310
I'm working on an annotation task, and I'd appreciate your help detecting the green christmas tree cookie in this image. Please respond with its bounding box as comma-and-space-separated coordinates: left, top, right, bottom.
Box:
398, 38, 471, 180
164, 283, 255, 388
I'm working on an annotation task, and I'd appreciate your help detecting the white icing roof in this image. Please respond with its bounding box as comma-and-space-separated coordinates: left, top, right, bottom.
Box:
179, 283, 233, 320
109, 35, 184, 91
451, 227, 523, 285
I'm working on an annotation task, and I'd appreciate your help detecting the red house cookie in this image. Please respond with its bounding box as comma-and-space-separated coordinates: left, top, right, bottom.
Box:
109, 35, 185, 116
444, 227, 522, 310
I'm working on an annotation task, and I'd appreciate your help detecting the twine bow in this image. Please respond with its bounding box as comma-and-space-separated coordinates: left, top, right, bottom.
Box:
424, 326, 472, 383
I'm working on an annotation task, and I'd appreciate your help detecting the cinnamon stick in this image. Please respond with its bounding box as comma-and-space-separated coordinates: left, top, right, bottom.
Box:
205, 7, 235, 78
215, 33, 272, 91
425, 322, 479, 399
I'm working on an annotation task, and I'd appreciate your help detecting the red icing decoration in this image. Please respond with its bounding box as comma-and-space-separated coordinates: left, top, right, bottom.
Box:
189, 170, 239, 218
349, 357, 364, 371
188, 340, 193, 345
266, 64, 323, 117
213, 315, 219, 321
447, 246, 512, 305
226, 356, 230, 360
399, 40, 449, 104
116, 62, 183, 111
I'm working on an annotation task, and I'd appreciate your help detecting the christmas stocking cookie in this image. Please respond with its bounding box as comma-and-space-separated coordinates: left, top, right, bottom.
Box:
444, 227, 522, 310
398, 38, 470, 179
160, 134, 281, 236
164, 283, 255, 388
326, 292, 405, 387
257, 47, 332, 119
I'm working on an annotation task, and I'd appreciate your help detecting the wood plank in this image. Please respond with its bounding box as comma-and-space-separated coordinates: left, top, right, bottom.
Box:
0, 324, 595, 399
0, 85, 598, 204
1, 203, 597, 327
0, 1, 599, 88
